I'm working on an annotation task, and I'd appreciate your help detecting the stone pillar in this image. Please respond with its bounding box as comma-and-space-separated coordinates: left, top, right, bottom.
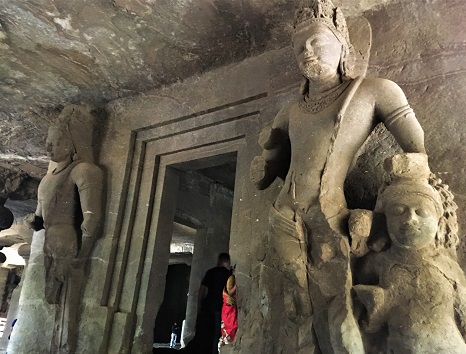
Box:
7, 230, 55, 353
0, 270, 22, 352
182, 228, 207, 346
206, 183, 233, 265
0, 240, 31, 352
0, 268, 9, 302
129, 167, 180, 353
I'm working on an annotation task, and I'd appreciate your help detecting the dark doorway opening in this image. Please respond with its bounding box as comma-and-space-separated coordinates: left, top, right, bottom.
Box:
153, 152, 237, 348
153, 263, 190, 343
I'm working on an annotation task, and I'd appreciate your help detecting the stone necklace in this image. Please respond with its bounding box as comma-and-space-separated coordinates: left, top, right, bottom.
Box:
299, 79, 352, 114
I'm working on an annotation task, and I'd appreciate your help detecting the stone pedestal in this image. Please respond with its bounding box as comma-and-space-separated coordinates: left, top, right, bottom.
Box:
0, 278, 21, 353
7, 230, 55, 353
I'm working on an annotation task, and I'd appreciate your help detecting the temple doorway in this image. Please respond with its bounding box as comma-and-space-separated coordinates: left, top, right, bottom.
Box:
152, 153, 237, 348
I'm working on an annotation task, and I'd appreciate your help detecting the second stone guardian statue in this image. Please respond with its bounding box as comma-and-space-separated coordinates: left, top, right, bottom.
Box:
26, 104, 103, 354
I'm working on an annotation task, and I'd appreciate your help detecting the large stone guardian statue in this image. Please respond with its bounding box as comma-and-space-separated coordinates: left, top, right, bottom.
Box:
27, 104, 103, 353
352, 153, 466, 353
250, 0, 426, 352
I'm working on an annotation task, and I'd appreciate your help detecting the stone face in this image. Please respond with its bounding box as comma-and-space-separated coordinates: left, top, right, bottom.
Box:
353, 153, 466, 353
96, 1, 466, 349
362, 0, 466, 263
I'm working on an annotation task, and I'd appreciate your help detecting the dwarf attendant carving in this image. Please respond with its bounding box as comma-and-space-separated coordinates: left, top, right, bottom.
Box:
353, 153, 466, 353
250, 0, 426, 352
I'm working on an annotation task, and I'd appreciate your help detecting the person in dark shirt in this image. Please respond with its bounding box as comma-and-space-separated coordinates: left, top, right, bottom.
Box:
170, 322, 179, 348
199, 253, 232, 314
183, 253, 232, 354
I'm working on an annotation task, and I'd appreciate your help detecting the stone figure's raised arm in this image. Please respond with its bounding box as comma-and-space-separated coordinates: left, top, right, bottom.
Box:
71, 162, 103, 260
371, 78, 426, 153
250, 105, 291, 190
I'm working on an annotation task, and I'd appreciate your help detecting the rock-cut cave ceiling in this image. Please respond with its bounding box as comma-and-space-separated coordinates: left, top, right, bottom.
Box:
0, 0, 392, 199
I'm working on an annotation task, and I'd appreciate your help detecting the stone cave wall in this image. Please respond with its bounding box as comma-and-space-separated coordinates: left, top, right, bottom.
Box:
13, 1, 463, 353
352, 0, 466, 263
105, 2, 465, 353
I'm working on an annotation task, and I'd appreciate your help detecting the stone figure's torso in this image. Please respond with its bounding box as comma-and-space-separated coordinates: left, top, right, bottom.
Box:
275, 78, 378, 221
380, 255, 466, 353
282, 99, 336, 211
38, 162, 81, 229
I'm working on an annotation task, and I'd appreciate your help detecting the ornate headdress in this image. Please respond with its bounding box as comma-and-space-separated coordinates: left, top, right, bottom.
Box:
378, 154, 443, 218
293, 0, 353, 94
293, 0, 351, 50
56, 104, 95, 163
376, 153, 459, 250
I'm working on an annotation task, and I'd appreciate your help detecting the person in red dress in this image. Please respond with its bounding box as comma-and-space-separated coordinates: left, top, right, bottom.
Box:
219, 269, 238, 349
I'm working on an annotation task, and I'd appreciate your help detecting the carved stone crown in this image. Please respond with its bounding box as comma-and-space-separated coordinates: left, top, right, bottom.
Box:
378, 153, 444, 218
293, 0, 350, 48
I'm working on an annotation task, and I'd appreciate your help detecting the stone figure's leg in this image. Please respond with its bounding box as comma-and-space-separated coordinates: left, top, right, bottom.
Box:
263, 206, 320, 353
44, 240, 62, 305
44, 224, 78, 281
60, 267, 84, 353
304, 208, 364, 354
44, 224, 78, 353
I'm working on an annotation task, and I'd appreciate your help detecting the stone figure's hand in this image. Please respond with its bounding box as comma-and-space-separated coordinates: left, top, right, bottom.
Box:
74, 227, 95, 266
24, 213, 44, 231
73, 243, 92, 269
353, 284, 387, 333
250, 155, 268, 189
349, 209, 373, 257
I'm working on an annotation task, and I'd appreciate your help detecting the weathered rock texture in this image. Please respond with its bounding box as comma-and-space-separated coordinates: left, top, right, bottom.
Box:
4, 0, 466, 353
353, 153, 466, 353
0, 0, 417, 168
11, 105, 104, 354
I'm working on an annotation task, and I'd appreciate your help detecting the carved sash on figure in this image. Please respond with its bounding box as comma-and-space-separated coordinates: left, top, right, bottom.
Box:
27, 105, 103, 353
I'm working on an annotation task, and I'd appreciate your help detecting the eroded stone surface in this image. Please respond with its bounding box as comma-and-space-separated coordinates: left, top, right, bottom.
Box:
2, 0, 465, 353
12, 105, 103, 354
97, 1, 466, 350
249, 0, 427, 351
353, 153, 466, 353
0, 0, 289, 162
0, 0, 405, 171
